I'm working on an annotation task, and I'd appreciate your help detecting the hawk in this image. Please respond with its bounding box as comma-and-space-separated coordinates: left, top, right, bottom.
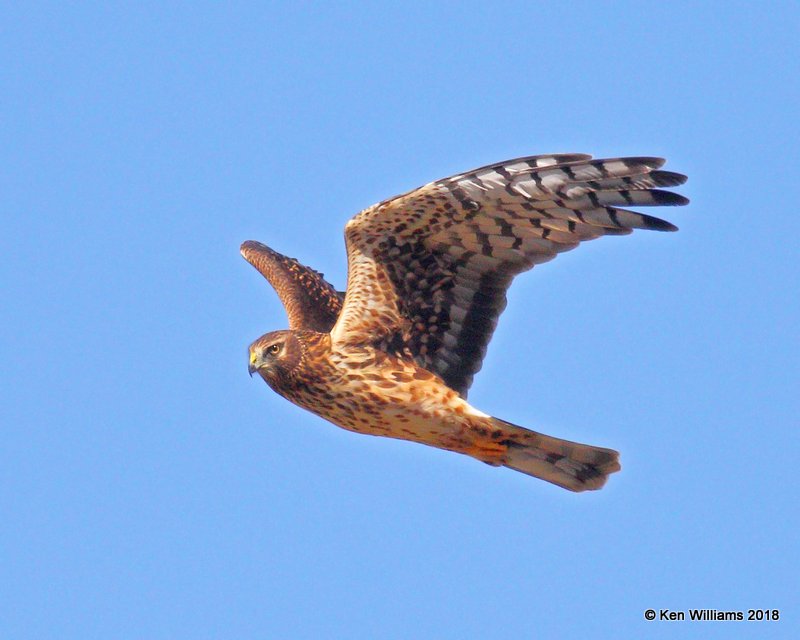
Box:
243, 153, 688, 491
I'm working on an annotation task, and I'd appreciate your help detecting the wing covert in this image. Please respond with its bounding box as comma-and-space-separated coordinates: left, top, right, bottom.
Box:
331, 154, 688, 397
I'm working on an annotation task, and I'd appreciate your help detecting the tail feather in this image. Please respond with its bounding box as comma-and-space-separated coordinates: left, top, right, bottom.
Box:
493, 418, 621, 492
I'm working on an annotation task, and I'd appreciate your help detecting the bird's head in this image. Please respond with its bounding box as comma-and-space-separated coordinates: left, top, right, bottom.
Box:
248, 330, 303, 386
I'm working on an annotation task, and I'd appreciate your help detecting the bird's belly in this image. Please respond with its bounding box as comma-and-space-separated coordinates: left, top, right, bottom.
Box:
287, 357, 475, 444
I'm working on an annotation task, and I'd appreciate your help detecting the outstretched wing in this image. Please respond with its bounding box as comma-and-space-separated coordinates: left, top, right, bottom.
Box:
241, 241, 344, 332
331, 154, 688, 397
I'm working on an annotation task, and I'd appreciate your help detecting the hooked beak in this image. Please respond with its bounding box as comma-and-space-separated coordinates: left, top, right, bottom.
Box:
248, 351, 258, 377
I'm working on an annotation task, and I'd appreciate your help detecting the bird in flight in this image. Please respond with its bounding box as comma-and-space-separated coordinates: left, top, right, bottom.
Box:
243, 153, 687, 491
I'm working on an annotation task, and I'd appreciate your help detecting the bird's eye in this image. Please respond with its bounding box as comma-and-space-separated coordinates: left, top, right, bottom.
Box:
267, 343, 281, 355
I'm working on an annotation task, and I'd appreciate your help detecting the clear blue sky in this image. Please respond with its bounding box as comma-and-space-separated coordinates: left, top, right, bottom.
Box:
2, 2, 798, 638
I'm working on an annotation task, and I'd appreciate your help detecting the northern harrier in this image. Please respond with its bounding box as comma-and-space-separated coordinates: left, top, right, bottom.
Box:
243, 153, 687, 491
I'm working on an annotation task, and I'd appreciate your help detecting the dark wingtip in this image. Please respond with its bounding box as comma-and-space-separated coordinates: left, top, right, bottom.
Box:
241, 240, 268, 255
650, 190, 690, 206
651, 170, 688, 187
240, 240, 257, 257
625, 156, 666, 170
629, 211, 679, 232
241, 241, 284, 267
647, 216, 679, 232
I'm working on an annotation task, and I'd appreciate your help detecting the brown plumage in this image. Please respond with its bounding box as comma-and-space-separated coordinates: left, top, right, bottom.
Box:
244, 153, 688, 491
240, 241, 343, 332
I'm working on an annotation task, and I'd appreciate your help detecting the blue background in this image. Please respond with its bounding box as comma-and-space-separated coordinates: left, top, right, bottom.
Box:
2, 2, 797, 638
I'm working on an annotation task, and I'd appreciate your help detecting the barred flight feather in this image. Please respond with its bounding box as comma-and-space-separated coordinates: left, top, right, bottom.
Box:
332, 154, 688, 397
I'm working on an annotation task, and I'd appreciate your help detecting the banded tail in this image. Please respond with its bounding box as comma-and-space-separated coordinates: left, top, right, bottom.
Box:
492, 418, 621, 491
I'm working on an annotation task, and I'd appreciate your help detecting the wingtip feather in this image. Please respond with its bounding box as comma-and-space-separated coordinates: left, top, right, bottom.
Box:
645, 216, 679, 232
649, 190, 690, 207
240, 239, 265, 257
629, 156, 666, 170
